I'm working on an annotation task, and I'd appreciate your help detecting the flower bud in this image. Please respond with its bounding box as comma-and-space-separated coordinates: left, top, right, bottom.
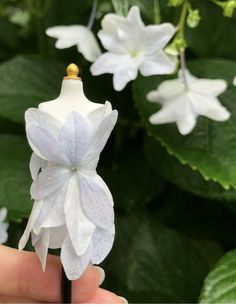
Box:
223, 0, 236, 17
165, 35, 187, 56
187, 9, 201, 28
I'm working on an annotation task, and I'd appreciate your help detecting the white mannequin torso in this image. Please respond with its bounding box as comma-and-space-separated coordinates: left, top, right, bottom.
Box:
39, 79, 104, 122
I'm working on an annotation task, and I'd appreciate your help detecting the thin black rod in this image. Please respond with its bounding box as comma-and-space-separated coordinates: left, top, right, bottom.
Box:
61, 267, 72, 303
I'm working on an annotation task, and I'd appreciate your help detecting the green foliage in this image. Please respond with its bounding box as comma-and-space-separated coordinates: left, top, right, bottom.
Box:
0, 0, 236, 303
200, 249, 236, 303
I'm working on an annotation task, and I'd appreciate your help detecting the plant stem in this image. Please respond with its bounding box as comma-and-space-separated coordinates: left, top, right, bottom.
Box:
61, 268, 72, 303
153, 0, 161, 24
87, 0, 98, 29
178, 1, 189, 36
180, 51, 188, 88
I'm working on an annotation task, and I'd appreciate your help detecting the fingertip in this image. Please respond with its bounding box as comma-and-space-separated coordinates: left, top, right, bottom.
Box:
72, 266, 101, 303
85, 288, 128, 304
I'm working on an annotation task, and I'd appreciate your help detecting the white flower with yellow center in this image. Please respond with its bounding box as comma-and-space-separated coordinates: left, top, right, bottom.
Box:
91, 6, 177, 91
148, 69, 230, 135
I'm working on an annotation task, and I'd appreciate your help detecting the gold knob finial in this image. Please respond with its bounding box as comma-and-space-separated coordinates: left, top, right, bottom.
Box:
64, 63, 80, 80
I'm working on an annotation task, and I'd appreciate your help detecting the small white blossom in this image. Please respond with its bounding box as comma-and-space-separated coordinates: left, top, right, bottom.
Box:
0, 207, 8, 244
148, 69, 230, 135
91, 6, 176, 91
19, 102, 117, 280
46, 25, 101, 62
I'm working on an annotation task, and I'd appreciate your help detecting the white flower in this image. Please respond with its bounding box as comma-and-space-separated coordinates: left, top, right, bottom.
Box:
148, 69, 230, 135
19, 102, 118, 280
0, 207, 8, 244
90, 6, 176, 91
46, 25, 101, 62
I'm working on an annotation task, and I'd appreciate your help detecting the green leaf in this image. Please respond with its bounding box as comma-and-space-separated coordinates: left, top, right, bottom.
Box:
145, 136, 236, 201
100, 147, 165, 213
104, 212, 213, 303
0, 134, 32, 222
111, 0, 129, 15
133, 58, 236, 189
0, 55, 64, 123
199, 249, 236, 303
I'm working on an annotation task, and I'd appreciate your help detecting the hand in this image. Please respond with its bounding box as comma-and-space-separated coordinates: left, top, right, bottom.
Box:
0, 245, 128, 303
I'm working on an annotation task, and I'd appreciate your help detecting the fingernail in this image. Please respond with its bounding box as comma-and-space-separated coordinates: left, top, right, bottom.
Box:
94, 266, 105, 285
118, 296, 128, 304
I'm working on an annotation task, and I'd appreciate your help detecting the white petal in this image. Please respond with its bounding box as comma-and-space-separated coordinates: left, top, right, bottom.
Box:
0, 207, 7, 222
176, 109, 197, 135
90, 52, 123, 75
30, 165, 71, 200
127, 6, 145, 29
65, 176, 95, 256
140, 51, 177, 76
0, 228, 8, 244
178, 69, 197, 84
189, 92, 230, 121
25, 108, 61, 134
29, 153, 47, 180
32, 228, 50, 271
61, 236, 92, 280
48, 226, 67, 249
91, 225, 115, 264
87, 102, 112, 131
191, 79, 227, 96
147, 79, 184, 103
144, 23, 176, 53
113, 56, 140, 91
79, 173, 114, 229
82, 110, 118, 169
33, 181, 68, 232
75, 27, 101, 62
46, 25, 101, 62
60, 112, 91, 165
233, 76, 236, 86
18, 200, 42, 250
27, 126, 70, 165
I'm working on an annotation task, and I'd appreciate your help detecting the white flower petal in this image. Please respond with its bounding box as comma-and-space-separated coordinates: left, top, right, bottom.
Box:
0, 207, 7, 222
34, 181, 71, 233
61, 236, 92, 280
191, 79, 227, 96
144, 23, 176, 53
27, 125, 70, 165
48, 226, 67, 249
79, 173, 114, 229
82, 110, 118, 169
91, 225, 115, 264
127, 6, 145, 29
0, 228, 8, 244
46, 26, 101, 62
90, 52, 123, 75
60, 112, 91, 165
30, 165, 71, 200
140, 51, 177, 76
113, 56, 140, 91
75, 27, 101, 62
29, 153, 47, 180
233, 76, 236, 86
18, 200, 43, 250
189, 92, 230, 121
65, 176, 95, 256
176, 109, 197, 135
32, 228, 50, 271
25, 108, 61, 134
